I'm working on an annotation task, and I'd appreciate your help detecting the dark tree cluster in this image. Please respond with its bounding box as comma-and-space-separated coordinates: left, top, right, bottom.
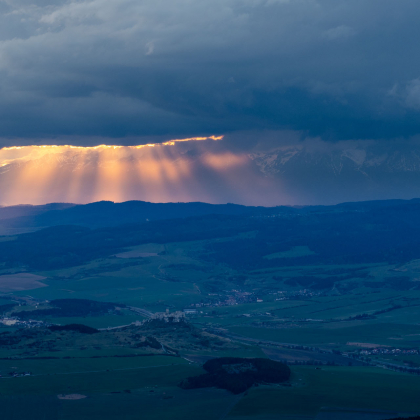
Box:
48, 324, 99, 334
386, 417, 420, 420
179, 357, 291, 394
0, 304, 17, 315
133, 336, 161, 349
0, 331, 22, 346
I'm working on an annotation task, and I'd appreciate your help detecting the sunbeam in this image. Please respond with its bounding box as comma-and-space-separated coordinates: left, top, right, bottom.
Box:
0, 136, 287, 206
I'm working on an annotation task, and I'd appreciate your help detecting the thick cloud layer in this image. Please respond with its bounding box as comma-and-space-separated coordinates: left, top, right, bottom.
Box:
1, 0, 420, 145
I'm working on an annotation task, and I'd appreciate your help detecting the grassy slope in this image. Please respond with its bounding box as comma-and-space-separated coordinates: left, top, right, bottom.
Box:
0, 356, 236, 420
230, 366, 420, 417
229, 323, 420, 349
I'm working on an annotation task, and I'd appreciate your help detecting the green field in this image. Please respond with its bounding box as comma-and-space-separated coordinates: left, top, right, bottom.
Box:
263, 246, 316, 260
0, 356, 193, 393
229, 366, 420, 418
0, 355, 238, 420
1, 361, 419, 419
230, 322, 420, 349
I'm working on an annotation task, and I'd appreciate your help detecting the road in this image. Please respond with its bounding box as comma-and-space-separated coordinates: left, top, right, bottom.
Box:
127, 306, 154, 318
203, 327, 420, 373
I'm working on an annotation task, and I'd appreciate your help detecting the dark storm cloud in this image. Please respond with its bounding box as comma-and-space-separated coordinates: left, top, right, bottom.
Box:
1, 0, 420, 146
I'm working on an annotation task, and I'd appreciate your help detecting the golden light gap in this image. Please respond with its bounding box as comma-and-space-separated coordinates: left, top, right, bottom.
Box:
0, 135, 287, 207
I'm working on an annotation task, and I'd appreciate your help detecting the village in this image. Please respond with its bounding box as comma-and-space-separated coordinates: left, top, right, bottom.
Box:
359, 347, 419, 356
0, 317, 47, 328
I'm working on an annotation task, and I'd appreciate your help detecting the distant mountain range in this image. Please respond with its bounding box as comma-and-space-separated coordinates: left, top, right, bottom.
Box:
1, 197, 419, 236
3, 197, 420, 271
0, 201, 261, 235
249, 141, 420, 204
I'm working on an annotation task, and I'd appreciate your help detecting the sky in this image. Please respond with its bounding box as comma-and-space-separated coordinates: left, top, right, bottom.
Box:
2, 1, 420, 207
0, 139, 290, 206
1, 0, 420, 149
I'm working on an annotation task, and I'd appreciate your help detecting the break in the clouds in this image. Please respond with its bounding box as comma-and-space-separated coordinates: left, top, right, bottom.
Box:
1, 0, 420, 146
5, 136, 420, 206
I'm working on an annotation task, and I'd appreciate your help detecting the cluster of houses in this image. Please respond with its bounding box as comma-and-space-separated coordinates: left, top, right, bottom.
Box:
359, 347, 419, 356
0, 317, 46, 328
274, 290, 322, 301
186, 288, 323, 310
0, 371, 32, 378
186, 290, 261, 309
150, 310, 186, 322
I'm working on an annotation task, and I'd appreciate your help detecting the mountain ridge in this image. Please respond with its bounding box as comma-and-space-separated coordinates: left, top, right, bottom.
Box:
2, 197, 420, 236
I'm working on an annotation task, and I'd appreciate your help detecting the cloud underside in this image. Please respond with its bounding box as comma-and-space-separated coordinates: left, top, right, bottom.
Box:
0, 0, 420, 146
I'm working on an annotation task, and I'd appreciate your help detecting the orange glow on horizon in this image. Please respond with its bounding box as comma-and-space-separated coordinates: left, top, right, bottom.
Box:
0, 134, 288, 207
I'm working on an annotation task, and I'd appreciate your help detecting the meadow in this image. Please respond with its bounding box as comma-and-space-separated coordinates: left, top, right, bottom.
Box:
1, 360, 419, 419
0, 356, 237, 420
229, 366, 420, 418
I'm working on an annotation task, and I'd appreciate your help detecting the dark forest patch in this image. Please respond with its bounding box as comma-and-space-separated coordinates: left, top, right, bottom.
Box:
0, 303, 16, 315
179, 357, 291, 394
133, 336, 161, 349
48, 324, 99, 334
